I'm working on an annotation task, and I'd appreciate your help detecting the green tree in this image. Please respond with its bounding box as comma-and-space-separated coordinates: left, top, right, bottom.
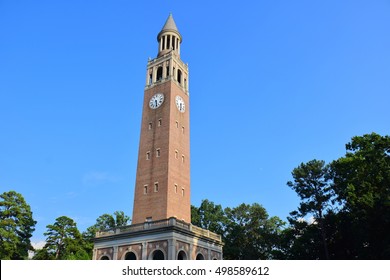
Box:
82, 211, 131, 258
330, 133, 390, 259
191, 199, 227, 237
224, 203, 285, 260
287, 159, 333, 259
37, 216, 89, 260
0, 191, 36, 259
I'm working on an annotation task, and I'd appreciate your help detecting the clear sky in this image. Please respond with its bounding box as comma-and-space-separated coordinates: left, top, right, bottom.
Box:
1, 0, 389, 246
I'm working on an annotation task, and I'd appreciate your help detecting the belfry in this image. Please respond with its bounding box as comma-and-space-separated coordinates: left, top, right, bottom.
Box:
93, 14, 223, 260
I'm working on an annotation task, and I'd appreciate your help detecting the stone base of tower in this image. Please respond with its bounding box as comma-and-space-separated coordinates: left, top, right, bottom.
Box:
93, 217, 223, 260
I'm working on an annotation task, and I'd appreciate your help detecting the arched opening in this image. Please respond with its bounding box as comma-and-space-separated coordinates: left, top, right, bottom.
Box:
196, 253, 205, 260
124, 252, 137, 260
156, 67, 163, 81
177, 250, 187, 260
100, 256, 110, 260
151, 249, 165, 260
177, 69, 182, 84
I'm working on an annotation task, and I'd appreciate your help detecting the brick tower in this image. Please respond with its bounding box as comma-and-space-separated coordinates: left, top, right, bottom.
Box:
132, 13, 190, 224
93, 14, 223, 260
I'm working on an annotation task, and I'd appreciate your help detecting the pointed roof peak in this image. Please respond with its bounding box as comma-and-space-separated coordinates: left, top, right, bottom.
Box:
161, 13, 179, 33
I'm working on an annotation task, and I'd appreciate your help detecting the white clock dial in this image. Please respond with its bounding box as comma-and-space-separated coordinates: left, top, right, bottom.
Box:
175, 95, 185, 113
149, 93, 164, 109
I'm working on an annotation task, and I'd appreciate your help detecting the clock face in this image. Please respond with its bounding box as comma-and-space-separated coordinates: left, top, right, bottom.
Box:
149, 93, 164, 109
175, 95, 185, 113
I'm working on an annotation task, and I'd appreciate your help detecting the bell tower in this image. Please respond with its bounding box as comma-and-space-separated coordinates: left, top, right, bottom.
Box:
132, 14, 190, 224
93, 15, 222, 260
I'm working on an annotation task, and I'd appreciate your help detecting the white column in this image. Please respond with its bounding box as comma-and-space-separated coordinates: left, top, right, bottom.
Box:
168, 239, 175, 260
142, 242, 147, 260
113, 246, 118, 260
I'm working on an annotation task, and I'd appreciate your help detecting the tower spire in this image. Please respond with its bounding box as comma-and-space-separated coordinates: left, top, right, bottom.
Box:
157, 14, 182, 57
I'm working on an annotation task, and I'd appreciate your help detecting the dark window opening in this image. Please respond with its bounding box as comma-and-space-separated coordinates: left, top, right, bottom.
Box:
156, 67, 163, 81
196, 253, 205, 260
125, 252, 137, 260
177, 250, 187, 260
152, 250, 165, 260
167, 36, 171, 50
177, 69, 182, 84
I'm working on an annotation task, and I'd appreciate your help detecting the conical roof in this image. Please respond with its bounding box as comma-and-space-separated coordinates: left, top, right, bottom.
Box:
161, 13, 179, 33
158, 14, 181, 41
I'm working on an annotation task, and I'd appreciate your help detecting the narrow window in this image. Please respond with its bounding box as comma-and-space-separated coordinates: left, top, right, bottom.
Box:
157, 66, 163, 81
156, 149, 160, 157
177, 69, 182, 84
154, 182, 159, 192
184, 78, 187, 89
149, 73, 152, 85
167, 35, 171, 49
181, 188, 184, 197
182, 126, 185, 134
176, 121, 179, 128
158, 119, 162, 126
146, 152, 150, 160
175, 184, 178, 193
162, 36, 165, 50
144, 185, 148, 194
148, 122, 152, 130
182, 155, 185, 163
166, 66, 170, 77
175, 150, 178, 159
172, 36, 176, 50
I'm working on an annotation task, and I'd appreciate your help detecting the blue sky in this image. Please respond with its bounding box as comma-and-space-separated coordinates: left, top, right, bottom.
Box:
1, 0, 389, 245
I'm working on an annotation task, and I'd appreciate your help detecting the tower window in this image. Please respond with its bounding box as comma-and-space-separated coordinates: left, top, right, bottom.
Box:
146, 151, 150, 160
181, 188, 185, 197
182, 155, 185, 163
149, 73, 152, 85
158, 119, 162, 126
157, 66, 163, 81
172, 36, 176, 50
154, 183, 159, 192
174, 184, 178, 193
162, 36, 165, 50
182, 126, 185, 134
167, 35, 171, 50
176, 121, 179, 128
177, 69, 182, 84
148, 122, 152, 130
144, 185, 148, 194
166, 66, 170, 77
156, 149, 160, 157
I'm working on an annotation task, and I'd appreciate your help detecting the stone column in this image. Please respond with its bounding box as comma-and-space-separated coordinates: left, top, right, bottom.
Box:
113, 246, 118, 260
168, 239, 175, 260
142, 242, 147, 260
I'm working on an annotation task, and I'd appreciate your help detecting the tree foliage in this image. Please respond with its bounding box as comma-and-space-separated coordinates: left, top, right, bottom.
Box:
286, 133, 390, 259
192, 200, 285, 259
0, 191, 36, 259
287, 159, 332, 259
330, 133, 390, 259
34, 216, 89, 260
